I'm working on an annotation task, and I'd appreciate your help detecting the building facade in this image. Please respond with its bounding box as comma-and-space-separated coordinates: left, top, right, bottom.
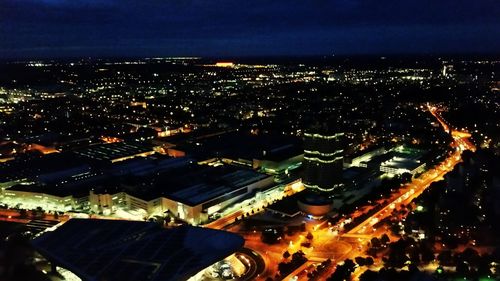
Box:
302, 132, 345, 192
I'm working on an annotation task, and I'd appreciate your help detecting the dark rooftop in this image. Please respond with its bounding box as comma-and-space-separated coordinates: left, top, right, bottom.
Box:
128, 164, 272, 206
173, 131, 303, 162
33, 219, 244, 281
73, 141, 154, 162
267, 191, 304, 217
0, 152, 90, 183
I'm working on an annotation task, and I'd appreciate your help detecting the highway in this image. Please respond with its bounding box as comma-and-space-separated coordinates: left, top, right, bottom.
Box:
0, 104, 475, 281
226, 104, 476, 281
306, 105, 476, 280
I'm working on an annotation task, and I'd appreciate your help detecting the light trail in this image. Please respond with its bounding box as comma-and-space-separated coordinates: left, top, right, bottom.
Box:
265, 104, 475, 280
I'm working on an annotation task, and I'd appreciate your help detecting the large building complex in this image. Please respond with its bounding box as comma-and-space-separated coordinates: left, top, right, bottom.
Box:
0, 137, 279, 224
167, 131, 304, 176
103, 164, 275, 224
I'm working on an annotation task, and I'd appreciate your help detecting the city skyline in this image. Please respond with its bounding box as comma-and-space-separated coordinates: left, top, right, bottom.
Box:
0, 1, 499, 281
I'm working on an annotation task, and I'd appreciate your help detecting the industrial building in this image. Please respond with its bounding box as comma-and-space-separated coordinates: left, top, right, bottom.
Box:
2, 151, 274, 224
121, 164, 275, 224
32, 219, 245, 281
344, 145, 427, 177
73, 141, 156, 163
166, 131, 304, 175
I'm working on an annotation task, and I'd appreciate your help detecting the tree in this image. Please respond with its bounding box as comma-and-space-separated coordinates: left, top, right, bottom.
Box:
359, 270, 378, 281
461, 248, 480, 264
292, 251, 306, 262
278, 262, 289, 275
33, 207, 45, 219
477, 256, 493, 276
278, 250, 308, 277
328, 259, 356, 281
455, 261, 470, 277
380, 234, 390, 245
355, 257, 366, 267
343, 259, 356, 273
438, 250, 453, 266
322, 259, 332, 266
401, 172, 412, 183
19, 209, 28, 219
370, 237, 381, 248
306, 232, 314, 240
367, 247, 378, 257
409, 249, 421, 264
390, 223, 402, 236
283, 251, 291, 259
421, 248, 435, 263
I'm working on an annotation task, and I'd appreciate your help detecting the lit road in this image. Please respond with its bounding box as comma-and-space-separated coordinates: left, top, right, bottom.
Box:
227, 104, 476, 281
344, 152, 461, 239
311, 105, 476, 280
235, 248, 266, 281
205, 180, 304, 230
0, 208, 68, 223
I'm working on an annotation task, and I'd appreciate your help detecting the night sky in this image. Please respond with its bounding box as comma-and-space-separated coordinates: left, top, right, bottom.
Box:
1, 0, 499, 58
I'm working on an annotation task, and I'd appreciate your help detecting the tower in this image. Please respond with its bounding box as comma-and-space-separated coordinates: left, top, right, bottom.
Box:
302, 131, 345, 192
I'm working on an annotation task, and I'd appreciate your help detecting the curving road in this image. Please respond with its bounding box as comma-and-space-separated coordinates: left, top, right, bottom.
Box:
235, 248, 266, 281
218, 104, 476, 281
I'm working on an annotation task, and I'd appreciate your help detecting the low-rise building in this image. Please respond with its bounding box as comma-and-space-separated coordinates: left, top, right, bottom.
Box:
124, 165, 275, 224
32, 219, 245, 281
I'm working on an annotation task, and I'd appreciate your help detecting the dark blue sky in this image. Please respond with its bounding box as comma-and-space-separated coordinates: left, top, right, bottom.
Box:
1, 0, 499, 58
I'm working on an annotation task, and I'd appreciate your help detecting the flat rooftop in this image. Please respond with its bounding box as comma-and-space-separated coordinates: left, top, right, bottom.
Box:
267, 191, 304, 217
33, 219, 244, 281
0, 152, 90, 183
73, 141, 154, 162
7, 156, 192, 198
130, 165, 272, 206
174, 131, 303, 161
382, 156, 422, 170
8, 179, 116, 198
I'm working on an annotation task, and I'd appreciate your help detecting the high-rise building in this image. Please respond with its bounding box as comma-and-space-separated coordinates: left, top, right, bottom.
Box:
302, 131, 345, 192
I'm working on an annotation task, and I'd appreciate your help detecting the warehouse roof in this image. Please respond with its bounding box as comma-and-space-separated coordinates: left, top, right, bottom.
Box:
33, 219, 244, 281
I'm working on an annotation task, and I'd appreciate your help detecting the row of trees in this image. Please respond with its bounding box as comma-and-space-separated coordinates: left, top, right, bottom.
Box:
277, 250, 308, 278
327, 259, 356, 281
306, 258, 332, 279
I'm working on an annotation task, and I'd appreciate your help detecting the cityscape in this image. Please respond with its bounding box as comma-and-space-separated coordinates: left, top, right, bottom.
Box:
1, 1, 499, 281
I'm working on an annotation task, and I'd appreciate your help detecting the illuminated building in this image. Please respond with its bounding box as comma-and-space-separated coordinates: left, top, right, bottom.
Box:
73, 142, 156, 163
2, 159, 274, 224
0, 153, 192, 214
379, 146, 426, 177
215, 62, 235, 68
297, 131, 345, 217
126, 165, 275, 224
302, 132, 345, 192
